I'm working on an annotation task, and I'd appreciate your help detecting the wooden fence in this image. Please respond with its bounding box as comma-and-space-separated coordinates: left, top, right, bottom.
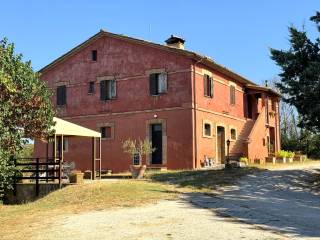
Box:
14, 157, 63, 196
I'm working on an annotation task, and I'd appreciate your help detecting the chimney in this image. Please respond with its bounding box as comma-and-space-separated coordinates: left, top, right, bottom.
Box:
165, 35, 185, 50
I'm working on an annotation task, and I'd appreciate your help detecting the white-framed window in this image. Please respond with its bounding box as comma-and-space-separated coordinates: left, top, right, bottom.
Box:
230, 128, 237, 140
203, 121, 213, 138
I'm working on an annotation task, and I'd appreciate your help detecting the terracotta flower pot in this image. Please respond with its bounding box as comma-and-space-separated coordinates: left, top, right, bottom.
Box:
69, 171, 84, 184
129, 165, 147, 179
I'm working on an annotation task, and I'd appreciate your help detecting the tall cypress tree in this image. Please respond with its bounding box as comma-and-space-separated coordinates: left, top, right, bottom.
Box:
270, 11, 320, 132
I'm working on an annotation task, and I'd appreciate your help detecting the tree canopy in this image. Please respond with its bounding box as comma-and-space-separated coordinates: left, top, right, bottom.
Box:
270, 11, 320, 132
0, 38, 55, 195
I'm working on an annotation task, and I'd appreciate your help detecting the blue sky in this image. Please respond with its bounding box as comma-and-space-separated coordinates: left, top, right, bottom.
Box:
0, 1, 319, 84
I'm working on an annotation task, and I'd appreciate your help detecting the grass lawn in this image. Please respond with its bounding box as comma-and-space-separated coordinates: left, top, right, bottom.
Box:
0, 180, 176, 240
147, 167, 261, 193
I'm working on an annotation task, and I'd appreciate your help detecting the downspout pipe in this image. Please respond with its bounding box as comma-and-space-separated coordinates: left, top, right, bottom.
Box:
193, 57, 205, 169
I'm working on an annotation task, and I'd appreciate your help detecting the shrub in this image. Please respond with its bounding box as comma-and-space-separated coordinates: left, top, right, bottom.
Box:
275, 150, 295, 158
287, 151, 295, 158
239, 157, 248, 165
276, 150, 288, 158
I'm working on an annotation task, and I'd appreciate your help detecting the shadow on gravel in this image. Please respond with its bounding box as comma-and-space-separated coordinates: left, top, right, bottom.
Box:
183, 168, 320, 238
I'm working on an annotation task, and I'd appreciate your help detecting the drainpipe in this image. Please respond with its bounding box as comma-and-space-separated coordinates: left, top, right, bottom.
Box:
193, 57, 204, 169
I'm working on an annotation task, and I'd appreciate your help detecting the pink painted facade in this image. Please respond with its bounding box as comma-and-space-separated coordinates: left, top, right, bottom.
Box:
34, 30, 281, 172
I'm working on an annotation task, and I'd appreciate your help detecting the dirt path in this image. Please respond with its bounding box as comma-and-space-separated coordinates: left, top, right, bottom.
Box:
186, 165, 320, 239
34, 199, 284, 240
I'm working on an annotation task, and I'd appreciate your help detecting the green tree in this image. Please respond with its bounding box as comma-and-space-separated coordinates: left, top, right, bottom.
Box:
0, 38, 55, 196
270, 11, 320, 132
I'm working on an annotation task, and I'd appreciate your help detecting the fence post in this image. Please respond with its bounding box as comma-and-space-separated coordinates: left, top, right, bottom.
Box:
59, 158, 62, 189
35, 158, 39, 197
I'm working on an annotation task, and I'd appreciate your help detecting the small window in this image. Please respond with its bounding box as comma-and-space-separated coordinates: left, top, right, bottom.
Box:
100, 80, 116, 100
92, 50, 97, 61
149, 72, 167, 95
204, 123, 211, 137
230, 128, 237, 140
230, 85, 236, 105
100, 126, 112, 139
204, 74, 213, 98
57, 85, 66, 106
88, 81, 95, 94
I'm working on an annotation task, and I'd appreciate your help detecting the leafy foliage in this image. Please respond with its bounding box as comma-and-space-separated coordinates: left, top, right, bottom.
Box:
270, 11, 320, 132
16, 143, 34, 159
276, 150, 295, 158
122, 138, 155, 165
0, 38, 54, 197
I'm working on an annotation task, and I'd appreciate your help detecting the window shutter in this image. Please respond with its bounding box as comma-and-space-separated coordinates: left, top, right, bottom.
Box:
106, 80, 111, 100
149, 73, 157, 95
158, 73, 167, 93
230, 85, 235, 104
111, 80, 116, 98
57, 85, 66, 106
204, 75, 208, 96
210, 77, 213, 98
100, 80, 107, 100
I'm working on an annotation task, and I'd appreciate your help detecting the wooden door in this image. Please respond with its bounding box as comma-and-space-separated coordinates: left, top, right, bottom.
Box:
217, 126, 226, 164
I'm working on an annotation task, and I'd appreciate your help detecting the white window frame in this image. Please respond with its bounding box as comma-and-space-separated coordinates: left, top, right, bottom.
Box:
203, 120, 213, 138
230, 127, 237, 141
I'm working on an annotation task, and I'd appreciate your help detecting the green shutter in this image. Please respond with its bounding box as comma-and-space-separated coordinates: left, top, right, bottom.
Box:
57, 85, 66, 106
111, 80, 116, 99
149, 73, 158, 95
204, 75, 208, 96
100, 80, 107, 100
210, 77, 214, 98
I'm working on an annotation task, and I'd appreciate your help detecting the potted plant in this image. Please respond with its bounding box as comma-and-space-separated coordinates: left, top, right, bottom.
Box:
275, 150, 288, 163
122, 138, 155, 179
239, 157, 248, 167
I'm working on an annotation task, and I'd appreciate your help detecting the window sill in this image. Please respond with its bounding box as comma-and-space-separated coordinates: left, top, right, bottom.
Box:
204, 95, 213, 99
101, 98, 117, 102
150, 92, 167, 97
203, 135, 213, 139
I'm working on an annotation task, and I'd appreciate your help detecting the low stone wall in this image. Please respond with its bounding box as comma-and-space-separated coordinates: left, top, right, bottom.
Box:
4, 183, 69, 204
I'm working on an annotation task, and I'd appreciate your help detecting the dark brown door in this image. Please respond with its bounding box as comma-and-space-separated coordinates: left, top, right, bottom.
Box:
217, 126, 226, 164
151, 124, 162, 164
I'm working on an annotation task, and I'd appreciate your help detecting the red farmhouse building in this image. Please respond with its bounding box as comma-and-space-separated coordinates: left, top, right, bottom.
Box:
34, 30, 281, 173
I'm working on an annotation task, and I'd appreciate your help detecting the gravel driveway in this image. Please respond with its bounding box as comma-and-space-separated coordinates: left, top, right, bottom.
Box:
35, 199, 284, 240
33, 165, 320, 240
186, 165, 320, 239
